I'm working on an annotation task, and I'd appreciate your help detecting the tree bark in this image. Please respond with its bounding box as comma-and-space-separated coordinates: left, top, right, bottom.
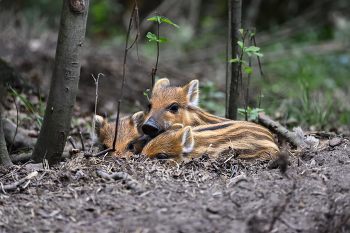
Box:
0, 106, 13, 166
32, 0, 89, 166
227, 0, 241, 120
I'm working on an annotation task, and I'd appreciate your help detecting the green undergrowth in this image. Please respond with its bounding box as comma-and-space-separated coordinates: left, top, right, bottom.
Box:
257, 53, 350, 130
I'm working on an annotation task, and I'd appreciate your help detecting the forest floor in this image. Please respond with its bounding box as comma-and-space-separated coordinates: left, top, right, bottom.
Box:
1, 27, 350, 233
0, 135, 349, 233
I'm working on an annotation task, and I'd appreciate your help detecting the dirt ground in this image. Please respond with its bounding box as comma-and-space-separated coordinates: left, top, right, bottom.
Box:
1, 137, 349, 233
1, 17, 350, 233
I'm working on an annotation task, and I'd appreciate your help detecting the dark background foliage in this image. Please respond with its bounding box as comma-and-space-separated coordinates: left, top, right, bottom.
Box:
1, 0, 349, 132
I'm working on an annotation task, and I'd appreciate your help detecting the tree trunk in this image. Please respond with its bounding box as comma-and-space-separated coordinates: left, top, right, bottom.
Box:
0, 106, 13, 166
227, 0, 241, 120
32, 0, 89, 166
225, 0, 232, 118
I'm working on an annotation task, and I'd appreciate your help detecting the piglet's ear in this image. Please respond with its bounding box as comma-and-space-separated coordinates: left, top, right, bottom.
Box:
152, 78, 170, 94
168, 123, 184, 131
183, 79, 199, 107
180, 126, 194, 154
94, 115, 107, 137
130, 111, 145, 135
130, 111, 145, 126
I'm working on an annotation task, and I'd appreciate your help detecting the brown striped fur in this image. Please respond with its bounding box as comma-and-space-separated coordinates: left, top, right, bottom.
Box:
141, 121, 280, 163
94, 111, 145, 158
141, 78, 230, 137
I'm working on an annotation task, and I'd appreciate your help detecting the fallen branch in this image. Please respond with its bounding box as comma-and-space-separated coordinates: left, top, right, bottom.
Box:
258, 112, 308, 148
0, 171, 38, 192
11, 152, 71, 164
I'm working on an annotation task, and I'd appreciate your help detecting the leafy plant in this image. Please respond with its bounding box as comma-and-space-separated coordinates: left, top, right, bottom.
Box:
9, 86, 45, 129
238, 107, 264, 121
288, 80, 333, 130
230, 29, 263, 75
147, 15, 179, 43
147, 14, 179, 89
143, 89, 150, 101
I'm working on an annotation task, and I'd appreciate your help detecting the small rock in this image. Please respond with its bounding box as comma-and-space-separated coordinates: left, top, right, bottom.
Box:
329, 137, 342, 147
310, 159, 316, 167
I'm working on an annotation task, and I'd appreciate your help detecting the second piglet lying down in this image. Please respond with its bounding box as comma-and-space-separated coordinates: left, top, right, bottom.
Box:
141, 121, 280, 163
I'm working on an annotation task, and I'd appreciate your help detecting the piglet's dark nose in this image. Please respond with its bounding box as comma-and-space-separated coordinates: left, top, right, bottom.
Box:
142, 119, 160, 137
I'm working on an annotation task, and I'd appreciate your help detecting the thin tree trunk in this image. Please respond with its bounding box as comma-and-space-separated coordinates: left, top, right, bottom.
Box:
225, 0, 232, 118
227, 0, 242, 120
0, 106, 13, 166
245, 0, 262, 28
32, 0, 89, 166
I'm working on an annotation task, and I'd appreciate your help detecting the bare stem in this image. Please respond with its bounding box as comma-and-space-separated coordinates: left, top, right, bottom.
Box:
245, 33, 253, 121
150, 13, 161, 93
79, 131, 85, 151
90, 73, 104, 152
253, 35, 264, 77
112, 3, 137, 150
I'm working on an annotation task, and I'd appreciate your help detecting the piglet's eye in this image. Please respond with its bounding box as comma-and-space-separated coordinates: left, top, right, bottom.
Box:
127, 143, 135, 152
168, 103, 179, 114
147, 103, 152, 111
156, 153, 168, 160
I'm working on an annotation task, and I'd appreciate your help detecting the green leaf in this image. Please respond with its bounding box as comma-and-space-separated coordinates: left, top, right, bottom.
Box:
237, 41, 244, 49
241, 60, 249, 65
147, 16, 159, 22
239, 29, 243, 35
237, 108, 246, 114
157, 16, 162, 24
157, 37, 167, 43
253, 52, 263, 57
146, 32, 157, 41
162, 18, 180, 28
9, 86, 39, 114
230, 58, 238, 63
143, 89, 150, 100
35, 114, 43, 127
247, 52, 252, 57
244, 66, 252, 74
251, 32, 256, 37
147, 16, 163, 24
245, 46, 260, 52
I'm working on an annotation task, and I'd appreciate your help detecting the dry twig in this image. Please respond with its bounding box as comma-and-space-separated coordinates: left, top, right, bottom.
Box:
68, 136, 78, 149
0, 171, 38, 192
112, 2, 139, 151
